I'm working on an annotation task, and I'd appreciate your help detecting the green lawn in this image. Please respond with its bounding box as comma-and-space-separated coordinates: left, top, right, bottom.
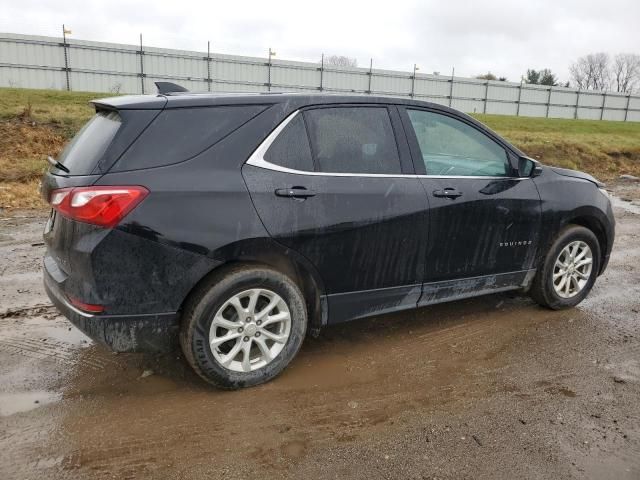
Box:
473, 113, 640, 178
1, 87, 639, 209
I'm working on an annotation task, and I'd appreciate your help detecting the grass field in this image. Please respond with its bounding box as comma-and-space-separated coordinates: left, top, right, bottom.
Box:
1, 87, 639, 209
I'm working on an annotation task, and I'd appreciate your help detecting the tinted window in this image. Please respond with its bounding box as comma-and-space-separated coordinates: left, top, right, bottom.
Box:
305, 107, 401, 174
407, 109, 509, 176
113, 105, 267, 171
57, 110, 121, 175
264, 115, 313, 171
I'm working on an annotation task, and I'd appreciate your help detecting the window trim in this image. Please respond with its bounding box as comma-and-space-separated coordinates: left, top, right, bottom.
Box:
399, 106, 520, 178
247, 109, 411, 178
246, 109, 526, 180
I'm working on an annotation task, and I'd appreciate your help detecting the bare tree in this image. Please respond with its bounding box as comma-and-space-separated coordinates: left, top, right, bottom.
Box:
110, 82, 123, 95
570, 53, 610, 90
612, 53, 640, 93
323, 55, 358, 68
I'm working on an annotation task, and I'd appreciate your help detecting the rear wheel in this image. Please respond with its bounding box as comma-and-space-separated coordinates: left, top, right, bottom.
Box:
180, 266, 307, 389
530, 225, 601, 310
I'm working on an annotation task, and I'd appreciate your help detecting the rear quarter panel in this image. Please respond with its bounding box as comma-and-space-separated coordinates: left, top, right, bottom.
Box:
90, 106, 293, 314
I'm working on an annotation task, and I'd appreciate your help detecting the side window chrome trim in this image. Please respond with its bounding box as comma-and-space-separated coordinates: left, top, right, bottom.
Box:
245, 110, 527, 180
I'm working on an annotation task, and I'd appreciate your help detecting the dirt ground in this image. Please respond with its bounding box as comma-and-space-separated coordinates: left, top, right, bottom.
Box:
1, 184, 639, 480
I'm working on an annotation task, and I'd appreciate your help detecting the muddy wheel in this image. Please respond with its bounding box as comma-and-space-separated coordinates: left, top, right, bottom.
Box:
530, 225, 601, 310
180, 266, 307, 389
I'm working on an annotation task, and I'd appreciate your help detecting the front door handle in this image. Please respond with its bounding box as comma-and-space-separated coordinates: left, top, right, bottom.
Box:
275, 187, 316, 198
433, 188, 462, 199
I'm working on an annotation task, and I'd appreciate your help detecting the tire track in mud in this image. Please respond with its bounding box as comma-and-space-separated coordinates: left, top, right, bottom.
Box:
0, 336, 117, 371
0, 304, 58, 319
0, 304, 122, 372
53, 316, 525, 478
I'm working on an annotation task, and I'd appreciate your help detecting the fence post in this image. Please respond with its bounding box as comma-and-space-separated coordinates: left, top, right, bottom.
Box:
624, 94, 631, 122
138, 34, 145, 94
319, 53, 324, 91
61, 24, 70, 91
366, 58, 373, 94
267, 48, 275, 92
410, 64, 419, 98
448, 67, 455, 107
206, 41, 212, 92
600, 92, 607, 121
545, 86, 552, 117
483, 80, 489, 114
516, 81, 523, 116
574, 89, 580, 119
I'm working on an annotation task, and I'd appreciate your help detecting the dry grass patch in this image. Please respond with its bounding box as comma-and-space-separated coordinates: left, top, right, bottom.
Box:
0, 180, 46, 210
0, 88, 97, 210
0, 122, 68, 183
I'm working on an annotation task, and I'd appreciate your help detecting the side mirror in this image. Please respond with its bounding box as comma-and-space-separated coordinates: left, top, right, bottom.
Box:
518, 156, 543, 178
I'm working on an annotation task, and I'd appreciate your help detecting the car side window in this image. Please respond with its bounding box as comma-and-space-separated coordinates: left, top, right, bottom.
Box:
264, 115, 314, 171
304, 107, 402, 174
407, 109, 509, 177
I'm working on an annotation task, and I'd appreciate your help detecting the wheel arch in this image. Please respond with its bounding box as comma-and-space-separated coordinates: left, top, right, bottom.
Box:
178, 238, 327, 335
563, 208, 610, 275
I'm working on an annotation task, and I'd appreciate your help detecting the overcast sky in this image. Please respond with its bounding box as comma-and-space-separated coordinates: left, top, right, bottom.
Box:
1, 0, 639, 82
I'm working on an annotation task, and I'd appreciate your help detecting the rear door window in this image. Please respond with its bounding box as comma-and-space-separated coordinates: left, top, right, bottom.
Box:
264, 115, 314, 172
57, 110, 121, 175
304, 107, 402, 174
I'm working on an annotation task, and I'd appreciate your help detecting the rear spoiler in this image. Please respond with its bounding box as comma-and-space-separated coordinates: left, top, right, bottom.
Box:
90, 95, 168, 110
89, 82, 188, 111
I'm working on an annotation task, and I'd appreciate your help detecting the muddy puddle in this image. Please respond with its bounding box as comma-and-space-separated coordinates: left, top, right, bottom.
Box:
1, 193, 639, 479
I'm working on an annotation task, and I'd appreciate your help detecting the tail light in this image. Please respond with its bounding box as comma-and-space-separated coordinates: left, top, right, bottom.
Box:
49, 186, 149, 228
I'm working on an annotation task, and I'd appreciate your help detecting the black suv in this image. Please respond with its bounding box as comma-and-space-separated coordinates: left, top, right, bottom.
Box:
42, 88, 615, 389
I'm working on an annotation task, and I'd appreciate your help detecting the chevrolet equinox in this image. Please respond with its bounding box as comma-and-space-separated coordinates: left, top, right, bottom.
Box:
42, 85, 615, 389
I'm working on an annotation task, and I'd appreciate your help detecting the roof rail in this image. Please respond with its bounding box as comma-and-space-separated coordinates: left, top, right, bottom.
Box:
155, 82, 189, 94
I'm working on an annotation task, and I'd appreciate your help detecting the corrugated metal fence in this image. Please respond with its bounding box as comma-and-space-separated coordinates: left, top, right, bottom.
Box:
1, 32, 639, 122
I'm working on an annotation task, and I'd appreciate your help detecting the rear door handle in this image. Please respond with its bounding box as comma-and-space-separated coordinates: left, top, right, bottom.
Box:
433, 188, 462, 199
275, 187, 316, 198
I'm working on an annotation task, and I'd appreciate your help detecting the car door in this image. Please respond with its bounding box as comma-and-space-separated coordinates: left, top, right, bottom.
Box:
242, 105, 429, 323
398, 107, 542, 305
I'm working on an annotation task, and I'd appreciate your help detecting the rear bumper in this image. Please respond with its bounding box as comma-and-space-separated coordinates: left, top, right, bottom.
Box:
44, 268, 179, 353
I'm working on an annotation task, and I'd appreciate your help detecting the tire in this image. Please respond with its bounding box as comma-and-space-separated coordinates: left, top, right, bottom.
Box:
530, 225, 601, 310
180, 266, 307, 389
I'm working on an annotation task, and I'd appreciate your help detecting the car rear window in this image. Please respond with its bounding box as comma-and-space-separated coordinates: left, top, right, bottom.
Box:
57, 110, 121, 175
111, 105, 267, 171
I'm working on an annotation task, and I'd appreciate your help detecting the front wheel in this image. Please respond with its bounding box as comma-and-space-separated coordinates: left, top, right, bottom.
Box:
530, 225, 601, 310
180, 266, 307, 389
